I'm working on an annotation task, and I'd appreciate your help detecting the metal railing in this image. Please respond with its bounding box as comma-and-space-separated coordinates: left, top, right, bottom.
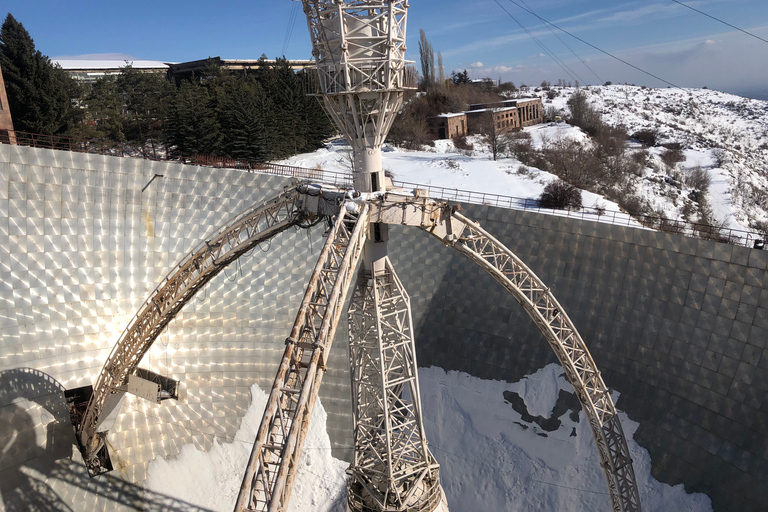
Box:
1, 129, 763, 249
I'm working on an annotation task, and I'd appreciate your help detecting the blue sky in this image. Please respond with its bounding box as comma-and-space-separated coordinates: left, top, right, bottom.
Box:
3, 0, 768, 98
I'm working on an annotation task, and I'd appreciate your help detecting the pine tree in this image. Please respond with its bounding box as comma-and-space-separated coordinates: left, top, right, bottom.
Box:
81, 75, 126, 142
164, 58, 333, 162
116, 65, 173, 158
166, 80, 221, 157
297, 70, 334, 151
0, 13, 80, 134
219, 77, 274, 162
451, 69, 470, 85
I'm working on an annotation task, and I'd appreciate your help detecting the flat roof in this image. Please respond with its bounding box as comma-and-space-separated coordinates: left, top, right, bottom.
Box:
167, 57, 315, 75
465, 106, 516, 114
53, 59, 170, 70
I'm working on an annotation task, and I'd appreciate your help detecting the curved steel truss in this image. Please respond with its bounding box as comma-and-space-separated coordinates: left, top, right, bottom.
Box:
419, 207, 641, 512
77, 186, 313, 471
76, 184, 641, 512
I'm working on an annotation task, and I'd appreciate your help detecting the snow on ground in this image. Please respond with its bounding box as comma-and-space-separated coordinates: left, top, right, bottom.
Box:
543, 85, 768, 231
278, 85, 768, 236
419, 365, 712, 512
145, 366, 712, 512
279, 131, 632, 224
144, 384, 347, 512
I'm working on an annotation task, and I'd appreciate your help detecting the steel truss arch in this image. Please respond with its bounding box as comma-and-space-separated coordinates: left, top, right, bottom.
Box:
420, 209, 641, 512
77, 186, 314, 471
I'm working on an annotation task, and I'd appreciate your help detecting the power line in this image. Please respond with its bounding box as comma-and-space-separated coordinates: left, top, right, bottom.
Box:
492, 0, 586, 86
669, 0, 768, 45
283, 1, 301, 57
501, 0, 682, 89
517, 0, 604, 84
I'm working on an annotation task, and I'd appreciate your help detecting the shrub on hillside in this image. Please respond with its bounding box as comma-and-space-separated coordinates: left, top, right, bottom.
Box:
541, 137, 602, 189
660, 147, 686, 169
452, 134, 473, 151
631, 148, 650, 171
509, 131, 535, 165
566, 89, 601, 135
712, 148, 728, 167
544, 105, 561, 122
686, 165, 711, 192
632, 129, 660, 147
538, 180, 582, 210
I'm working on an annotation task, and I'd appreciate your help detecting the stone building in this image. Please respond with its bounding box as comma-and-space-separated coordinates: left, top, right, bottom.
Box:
430, 113, 468, 139
515, 98, 544, 127
430, 97, 544, 139
52, 59, 169, 85
469, 97, 544, 127
465, 106, 519, 134
167, 57, 315, 83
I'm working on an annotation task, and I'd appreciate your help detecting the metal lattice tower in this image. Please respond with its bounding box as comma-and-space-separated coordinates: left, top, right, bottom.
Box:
301, 1, 445, 511
301, 0, 413, 193
347, 258, 443, 511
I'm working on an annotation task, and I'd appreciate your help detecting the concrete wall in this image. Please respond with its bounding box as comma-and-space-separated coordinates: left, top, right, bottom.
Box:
516, 98, 544, 126
2, 144, 768, 511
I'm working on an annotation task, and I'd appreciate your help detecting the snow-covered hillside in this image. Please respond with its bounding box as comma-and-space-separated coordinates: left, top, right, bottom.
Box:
280, 85, 767, 240
545, 85, 768, 232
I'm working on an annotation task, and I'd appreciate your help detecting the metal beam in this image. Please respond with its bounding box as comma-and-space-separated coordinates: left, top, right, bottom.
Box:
346, 257, 442, 512
419, 207, 642, 512
235, 202, 369, 512
77, 186, 312, 474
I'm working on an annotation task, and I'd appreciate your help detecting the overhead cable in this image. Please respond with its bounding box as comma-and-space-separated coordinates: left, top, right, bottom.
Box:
501, 0, 683, 89
283, 1, 301, 57
492, 0, 586, 85
517, 0, 604, 84
669, 0, 768, 46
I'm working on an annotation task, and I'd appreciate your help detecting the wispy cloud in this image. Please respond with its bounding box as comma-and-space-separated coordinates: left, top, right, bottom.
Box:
545, 0, 731, 33
440, 27, 553, 58
428, 18, 491, 36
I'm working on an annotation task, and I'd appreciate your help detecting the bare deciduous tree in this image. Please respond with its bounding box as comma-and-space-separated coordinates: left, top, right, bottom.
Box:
479, 110, 508, 161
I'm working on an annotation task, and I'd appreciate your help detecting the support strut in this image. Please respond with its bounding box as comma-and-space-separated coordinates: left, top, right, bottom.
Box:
346, 257, 444, 512
235, 202, 369, 512
76, 186, 310, 475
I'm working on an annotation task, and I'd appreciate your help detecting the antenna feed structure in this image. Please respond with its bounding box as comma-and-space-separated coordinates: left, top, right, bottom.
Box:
302, 3, 446, 512
302, 0, 415, 193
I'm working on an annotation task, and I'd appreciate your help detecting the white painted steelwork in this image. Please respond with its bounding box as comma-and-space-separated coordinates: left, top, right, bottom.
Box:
300, 3, 443, 512
235, 203, 369, 512
346, 257, 441, 512
77, 186, 312, 473
419, 206, 642, 512
74, 181, 641, 511
301, 0, 414, 192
